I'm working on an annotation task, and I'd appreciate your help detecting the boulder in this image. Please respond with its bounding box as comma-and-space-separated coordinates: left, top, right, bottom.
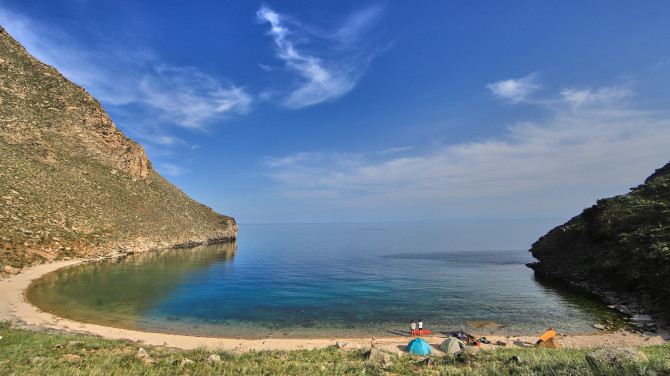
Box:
180, 358, 194, 367
586, 347, 648, 370
135, 348, 150, 359
363, 348, 393, 367
207, 354, 221, 364
2, 265, 21, 275
416, 357, 435, 368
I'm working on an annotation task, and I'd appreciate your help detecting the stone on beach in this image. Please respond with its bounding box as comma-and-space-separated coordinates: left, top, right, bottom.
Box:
2, 266, 21, 275
335, 341, 348, 349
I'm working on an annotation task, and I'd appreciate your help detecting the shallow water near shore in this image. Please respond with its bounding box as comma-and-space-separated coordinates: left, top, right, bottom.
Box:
27, 222, 624, 338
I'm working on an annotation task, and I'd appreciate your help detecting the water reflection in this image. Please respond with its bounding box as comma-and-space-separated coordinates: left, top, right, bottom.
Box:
530, 272, 629, 328
26, 222, 628, 338
27, 241, 237, 330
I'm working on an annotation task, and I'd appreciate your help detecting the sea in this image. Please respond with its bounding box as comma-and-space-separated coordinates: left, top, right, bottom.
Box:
27, 222, 622, 339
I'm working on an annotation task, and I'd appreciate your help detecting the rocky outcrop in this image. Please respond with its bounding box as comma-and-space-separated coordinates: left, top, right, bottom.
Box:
0, 25, 237, 270
586, 347, 648, 371
528, 162, 670, 326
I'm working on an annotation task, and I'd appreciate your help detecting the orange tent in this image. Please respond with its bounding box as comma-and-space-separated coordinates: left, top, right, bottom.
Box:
539, 329, 557, 342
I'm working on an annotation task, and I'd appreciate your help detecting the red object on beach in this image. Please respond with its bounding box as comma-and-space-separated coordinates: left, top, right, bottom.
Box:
411, 330, 431, 335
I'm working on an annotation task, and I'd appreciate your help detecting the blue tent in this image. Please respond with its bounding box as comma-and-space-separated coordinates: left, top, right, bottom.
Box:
407, 338, 434, 355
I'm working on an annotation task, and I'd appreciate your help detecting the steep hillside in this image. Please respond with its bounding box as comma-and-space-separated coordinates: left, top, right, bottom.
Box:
0, 26, 237, 271
528, 162, 670, 325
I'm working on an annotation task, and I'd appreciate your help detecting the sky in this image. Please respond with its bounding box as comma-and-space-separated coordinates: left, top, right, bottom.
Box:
1, 1, 669, 224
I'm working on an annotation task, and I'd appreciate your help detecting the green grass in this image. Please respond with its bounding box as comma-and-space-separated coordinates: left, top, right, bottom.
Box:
1, 322, 669, 375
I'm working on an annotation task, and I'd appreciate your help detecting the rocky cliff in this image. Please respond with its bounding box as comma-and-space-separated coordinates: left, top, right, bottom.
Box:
0, 26, 237, 272
528, 162, 670, 326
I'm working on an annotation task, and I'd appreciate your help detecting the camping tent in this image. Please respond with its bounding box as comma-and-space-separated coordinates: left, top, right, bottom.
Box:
536, 338, 560, 349
407, 338, 434, 355
440, 338, 465, 355
539, 329, 556, 342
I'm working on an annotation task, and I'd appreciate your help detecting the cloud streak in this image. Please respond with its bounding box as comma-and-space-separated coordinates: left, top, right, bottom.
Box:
0, 8, 251, 133
487, 73, 540, 103
262, 82, 670, 219
257, 6, 383, 108
561, 86, 634, 109
138, 65, 251, 130
0, 6, 253, 176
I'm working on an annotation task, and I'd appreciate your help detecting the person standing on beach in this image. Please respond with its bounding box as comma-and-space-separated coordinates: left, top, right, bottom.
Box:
418, 319, 423, 335
410, 319, 416, 337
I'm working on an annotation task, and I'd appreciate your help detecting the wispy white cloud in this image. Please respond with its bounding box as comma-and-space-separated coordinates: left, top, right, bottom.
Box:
560, 85, 634, 109
0, 8, 251, 133
487, 73, 540, 103
377, 146, 413, 155
0, 6, 253, 177
262, 83, 670, 219
256, 6, 383, 108
138, 65, 251, 130
153, 162, 189, 177
333, 5, 385, 47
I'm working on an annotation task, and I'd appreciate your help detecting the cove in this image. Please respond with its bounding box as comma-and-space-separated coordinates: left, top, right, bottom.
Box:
26, 222, 625, 339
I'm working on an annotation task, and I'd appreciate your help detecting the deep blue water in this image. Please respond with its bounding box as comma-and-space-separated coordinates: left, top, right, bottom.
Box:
27, 222, 620, 338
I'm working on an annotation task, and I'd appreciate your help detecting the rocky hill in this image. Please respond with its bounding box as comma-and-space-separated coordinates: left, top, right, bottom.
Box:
528, 162, 670, 326
0, 26, 237, 273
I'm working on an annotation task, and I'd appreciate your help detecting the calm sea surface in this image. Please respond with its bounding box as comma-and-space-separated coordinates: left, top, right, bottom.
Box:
27, 222, 621, 338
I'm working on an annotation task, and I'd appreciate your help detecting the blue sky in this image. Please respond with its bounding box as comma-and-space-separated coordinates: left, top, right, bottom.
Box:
2, 1, 669, 224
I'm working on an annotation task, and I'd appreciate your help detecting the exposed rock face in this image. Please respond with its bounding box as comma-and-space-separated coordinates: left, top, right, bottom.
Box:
528, 162, 670, 325
0, 25, 237, 270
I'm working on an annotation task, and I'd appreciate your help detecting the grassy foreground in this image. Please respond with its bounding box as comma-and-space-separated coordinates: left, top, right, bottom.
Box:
1, 322, 669, 375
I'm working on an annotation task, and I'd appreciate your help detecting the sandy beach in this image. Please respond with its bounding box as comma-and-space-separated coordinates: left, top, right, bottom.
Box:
1, 259, 668, 353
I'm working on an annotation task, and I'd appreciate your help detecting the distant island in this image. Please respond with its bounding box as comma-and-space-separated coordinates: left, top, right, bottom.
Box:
0, 25, 237, 274
528, 162, 670, 328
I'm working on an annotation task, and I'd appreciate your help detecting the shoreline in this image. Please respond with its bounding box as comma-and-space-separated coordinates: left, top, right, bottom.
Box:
1, 259, 668, 352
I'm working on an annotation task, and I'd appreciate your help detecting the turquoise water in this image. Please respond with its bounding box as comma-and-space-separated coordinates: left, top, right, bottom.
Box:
27, 222, 621, 338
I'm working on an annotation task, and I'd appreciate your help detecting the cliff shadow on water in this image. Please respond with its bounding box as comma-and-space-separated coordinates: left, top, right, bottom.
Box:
529, 271, 633, 331
528, 161, 670, 330
26, 241, 237, 330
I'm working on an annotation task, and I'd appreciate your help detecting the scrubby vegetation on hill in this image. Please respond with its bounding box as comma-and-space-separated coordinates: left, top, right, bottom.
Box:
0, 25, 236, 270
529, 162, 670, 325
